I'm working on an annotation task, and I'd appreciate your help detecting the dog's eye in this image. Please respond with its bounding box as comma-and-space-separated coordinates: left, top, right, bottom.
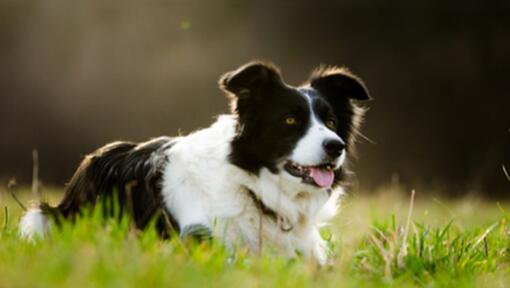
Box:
325, 119, 337, 130
285, 116, 297, 125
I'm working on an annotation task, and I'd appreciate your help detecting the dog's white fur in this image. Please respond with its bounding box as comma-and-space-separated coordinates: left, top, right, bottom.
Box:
161, 114, 343, 264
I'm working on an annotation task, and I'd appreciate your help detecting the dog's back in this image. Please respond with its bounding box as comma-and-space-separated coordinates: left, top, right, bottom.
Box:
20, 137, 175, 240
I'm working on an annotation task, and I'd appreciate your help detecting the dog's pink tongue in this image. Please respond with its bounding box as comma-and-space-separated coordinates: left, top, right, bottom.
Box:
309, 167, 334, 188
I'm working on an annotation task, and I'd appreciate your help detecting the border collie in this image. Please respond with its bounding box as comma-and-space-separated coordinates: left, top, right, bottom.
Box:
20, 61, 370, 264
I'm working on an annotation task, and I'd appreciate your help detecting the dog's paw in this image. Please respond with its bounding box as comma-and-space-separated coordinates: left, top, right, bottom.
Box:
180, 224, 212, 242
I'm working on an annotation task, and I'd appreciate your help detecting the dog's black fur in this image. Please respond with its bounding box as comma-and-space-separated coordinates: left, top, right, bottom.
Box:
42, 137, 177, 236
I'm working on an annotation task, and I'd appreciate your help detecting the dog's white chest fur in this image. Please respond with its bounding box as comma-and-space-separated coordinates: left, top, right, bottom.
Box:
160, 116, 342, 264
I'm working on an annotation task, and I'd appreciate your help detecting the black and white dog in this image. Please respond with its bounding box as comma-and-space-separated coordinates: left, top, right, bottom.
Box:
20, 61, 370, 264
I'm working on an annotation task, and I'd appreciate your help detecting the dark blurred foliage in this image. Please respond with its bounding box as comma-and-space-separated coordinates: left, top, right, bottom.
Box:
1, 0, 509, 197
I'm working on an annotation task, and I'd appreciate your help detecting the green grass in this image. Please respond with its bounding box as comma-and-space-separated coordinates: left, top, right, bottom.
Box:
0, 188, 509, 287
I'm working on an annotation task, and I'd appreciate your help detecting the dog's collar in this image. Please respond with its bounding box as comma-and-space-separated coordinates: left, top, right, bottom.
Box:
244, 187, 293, 232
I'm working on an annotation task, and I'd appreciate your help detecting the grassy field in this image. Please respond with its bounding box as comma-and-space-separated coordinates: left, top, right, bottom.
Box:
0, 187, 509, 287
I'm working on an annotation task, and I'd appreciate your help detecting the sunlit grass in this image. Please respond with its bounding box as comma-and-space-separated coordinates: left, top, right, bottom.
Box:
0, 187, 509, 287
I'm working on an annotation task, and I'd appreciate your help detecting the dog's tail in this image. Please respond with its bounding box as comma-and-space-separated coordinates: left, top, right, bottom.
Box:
19, 206, 50, 241
19, 137, 174, 240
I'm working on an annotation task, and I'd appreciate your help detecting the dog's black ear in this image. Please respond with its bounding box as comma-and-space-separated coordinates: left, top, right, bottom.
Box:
310, 67, 371, 101
219, 61, 283, 99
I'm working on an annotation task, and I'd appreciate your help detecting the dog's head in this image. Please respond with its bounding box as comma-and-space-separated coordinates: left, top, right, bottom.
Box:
221, 61, 370, 190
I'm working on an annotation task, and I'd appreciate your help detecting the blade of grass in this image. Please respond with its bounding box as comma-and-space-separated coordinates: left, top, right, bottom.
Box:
7, 178, 27, 211
397, 190, 416, 269
503, 165, 510, 183
471, 222, 497, 252
3, 206, 8, 230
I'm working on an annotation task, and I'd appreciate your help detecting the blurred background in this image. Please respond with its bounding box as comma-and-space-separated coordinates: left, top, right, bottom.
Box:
1, 0, 509, 198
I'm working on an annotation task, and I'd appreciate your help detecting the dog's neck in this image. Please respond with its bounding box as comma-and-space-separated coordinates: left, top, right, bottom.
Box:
239, 167, 331, 230
244, 187, 294, 232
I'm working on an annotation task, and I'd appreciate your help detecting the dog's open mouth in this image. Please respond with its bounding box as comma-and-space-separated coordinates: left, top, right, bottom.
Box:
284, 161, 335, 188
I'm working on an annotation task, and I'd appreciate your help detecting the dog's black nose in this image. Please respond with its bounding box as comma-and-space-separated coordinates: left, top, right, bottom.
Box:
323, 139, 345, 158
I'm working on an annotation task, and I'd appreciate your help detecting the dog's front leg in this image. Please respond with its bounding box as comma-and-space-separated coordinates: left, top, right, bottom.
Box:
302, 228, 329, 266
162, 183, 211, 241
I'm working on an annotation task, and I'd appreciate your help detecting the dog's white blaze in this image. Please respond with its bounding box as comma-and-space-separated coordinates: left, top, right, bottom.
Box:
290, 89, 343, 166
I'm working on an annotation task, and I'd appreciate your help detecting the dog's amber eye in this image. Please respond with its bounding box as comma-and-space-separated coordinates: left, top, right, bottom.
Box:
325, 119, 337, 130
285, 116, 297, 125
